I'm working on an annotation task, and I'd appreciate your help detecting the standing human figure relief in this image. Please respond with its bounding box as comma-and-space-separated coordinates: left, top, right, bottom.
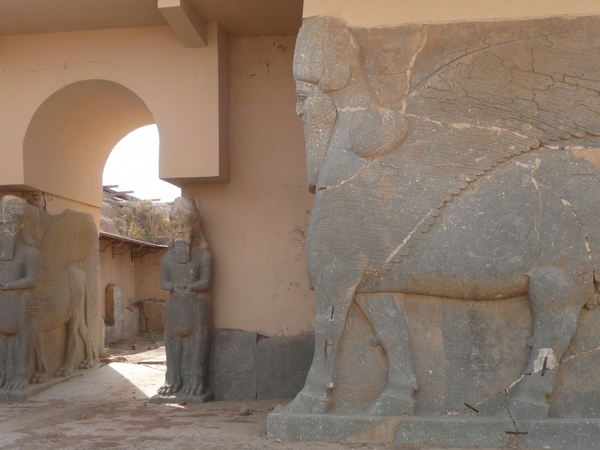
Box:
157, 197, 213, 401
287, 14, 600, 422
0, 196, 40, 391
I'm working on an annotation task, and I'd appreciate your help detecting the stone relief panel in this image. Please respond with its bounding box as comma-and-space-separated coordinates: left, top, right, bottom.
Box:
153, 197, 213, 403
268, 15, 600, 448
0, 195, 100, 401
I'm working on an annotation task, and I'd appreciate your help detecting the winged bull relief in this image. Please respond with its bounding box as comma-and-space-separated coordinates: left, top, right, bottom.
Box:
0, 195, 99, 399
285, 15, 600, 426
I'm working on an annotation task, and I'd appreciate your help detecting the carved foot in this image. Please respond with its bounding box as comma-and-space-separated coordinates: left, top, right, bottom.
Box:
157, 385, 172, 396
0, 376, 6, 389
367, 391, 416, 416
182, 380, 204, 397
156, 382, 181, 397
30, 373, 47, 384
54, 368, 72, 378
79, 360, 93, 370
285, 390, 330, 414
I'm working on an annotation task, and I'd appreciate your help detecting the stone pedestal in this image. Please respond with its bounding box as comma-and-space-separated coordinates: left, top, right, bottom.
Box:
268, 410, 600, 449
149, 390, 214, 404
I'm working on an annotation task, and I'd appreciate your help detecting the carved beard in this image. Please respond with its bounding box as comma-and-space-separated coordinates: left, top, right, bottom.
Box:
172, 240, 191, 264
0, 231, 17, 261
302, 95, 337, 193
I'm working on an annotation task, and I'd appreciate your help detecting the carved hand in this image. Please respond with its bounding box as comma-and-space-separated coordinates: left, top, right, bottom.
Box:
172, 284, 190, 292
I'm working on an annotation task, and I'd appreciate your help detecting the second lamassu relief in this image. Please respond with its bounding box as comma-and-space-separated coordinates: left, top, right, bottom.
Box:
269, 15, 600, 447
0, 195, 100, 401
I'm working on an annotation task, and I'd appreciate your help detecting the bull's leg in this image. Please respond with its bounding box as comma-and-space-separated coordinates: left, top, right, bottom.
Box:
55, 315, 80, 377
287, 262, 363, 414
77, 270, 96, 369
30, 334, 47, 384
0, 335, 7, 388
56, 268, 86, 377
356, 293, 417, 416
77, 319, 95, 370
508, 266, 591, 419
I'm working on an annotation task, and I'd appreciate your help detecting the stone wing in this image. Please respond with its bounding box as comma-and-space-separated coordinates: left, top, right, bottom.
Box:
29, 210, 97, 318
380, 27, 600, 265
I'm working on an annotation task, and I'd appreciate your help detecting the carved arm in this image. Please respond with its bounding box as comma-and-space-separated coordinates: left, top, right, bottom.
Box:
188, 249, 212, 292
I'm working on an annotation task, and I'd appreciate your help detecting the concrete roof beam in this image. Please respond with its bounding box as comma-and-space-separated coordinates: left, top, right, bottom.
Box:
158, 0, 207, 47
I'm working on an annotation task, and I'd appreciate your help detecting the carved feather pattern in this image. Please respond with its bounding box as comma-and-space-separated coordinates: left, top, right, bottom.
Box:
374, 26, 600, 266
29, 210, 96, 319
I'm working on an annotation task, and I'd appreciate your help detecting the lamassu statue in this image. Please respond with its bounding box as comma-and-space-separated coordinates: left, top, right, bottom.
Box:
0, 195, 98, 400
156, 197, 212, 401
269, 15, 600, 448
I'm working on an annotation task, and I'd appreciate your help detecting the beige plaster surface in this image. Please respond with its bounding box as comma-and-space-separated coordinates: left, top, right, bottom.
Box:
0, 23, 227, 208
135, 249, 169, 303
304, 0, 600, 27
100, 243, 167, 331
98, 245, 136, 321
0, 0, 303, 37
184, 34, 316, 336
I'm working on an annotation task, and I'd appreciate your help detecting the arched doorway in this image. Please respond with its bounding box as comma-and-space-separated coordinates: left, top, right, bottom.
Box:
23, 80, 156, 215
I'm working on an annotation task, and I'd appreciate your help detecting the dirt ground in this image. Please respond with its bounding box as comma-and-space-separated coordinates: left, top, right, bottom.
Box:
0, 335, 497, 450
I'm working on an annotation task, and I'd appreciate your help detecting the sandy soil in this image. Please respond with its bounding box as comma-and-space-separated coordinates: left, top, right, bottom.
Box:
0, 335, 500, 450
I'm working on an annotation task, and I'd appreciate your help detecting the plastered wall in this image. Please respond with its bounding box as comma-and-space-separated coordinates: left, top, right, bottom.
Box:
304, 0, 600, 27
184, 34, 316, 337
0, 23, 228, 209
98, 246, 136, 320
135, 249, 168, 302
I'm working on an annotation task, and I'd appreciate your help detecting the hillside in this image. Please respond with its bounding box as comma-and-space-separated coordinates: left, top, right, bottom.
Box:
100, 188, 172, 245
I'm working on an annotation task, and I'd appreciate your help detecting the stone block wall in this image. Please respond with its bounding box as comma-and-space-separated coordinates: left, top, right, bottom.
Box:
208, 330, 314, 400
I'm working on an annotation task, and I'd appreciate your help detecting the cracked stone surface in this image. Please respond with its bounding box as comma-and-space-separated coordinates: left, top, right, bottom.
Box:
269, 14, 600, 447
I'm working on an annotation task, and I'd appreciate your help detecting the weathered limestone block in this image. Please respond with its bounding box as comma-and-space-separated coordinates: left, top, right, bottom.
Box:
152, 197, 213, 403
0, 195, 100, 401
104, 284, 138, 344
268, 15, 600, 448
105, 284, 123, 342
140, 298, 166, 334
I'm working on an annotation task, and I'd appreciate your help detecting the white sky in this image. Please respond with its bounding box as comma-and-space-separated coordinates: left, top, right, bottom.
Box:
102, 125, 181, 202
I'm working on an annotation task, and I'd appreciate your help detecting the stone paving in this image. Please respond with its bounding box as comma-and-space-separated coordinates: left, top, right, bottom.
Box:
0, 340, 497, 450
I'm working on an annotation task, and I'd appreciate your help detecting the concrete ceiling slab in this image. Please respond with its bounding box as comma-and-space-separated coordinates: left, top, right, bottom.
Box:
0, 0, 303, 36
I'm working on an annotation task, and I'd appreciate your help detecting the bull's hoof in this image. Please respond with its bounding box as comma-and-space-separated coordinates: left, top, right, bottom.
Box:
367, 392, 416, 416
507, 398, 550, 420
54, 368, 72, 378
30, 373, 47, 384
79, 360, 93, 370
285, 391, 330, 414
